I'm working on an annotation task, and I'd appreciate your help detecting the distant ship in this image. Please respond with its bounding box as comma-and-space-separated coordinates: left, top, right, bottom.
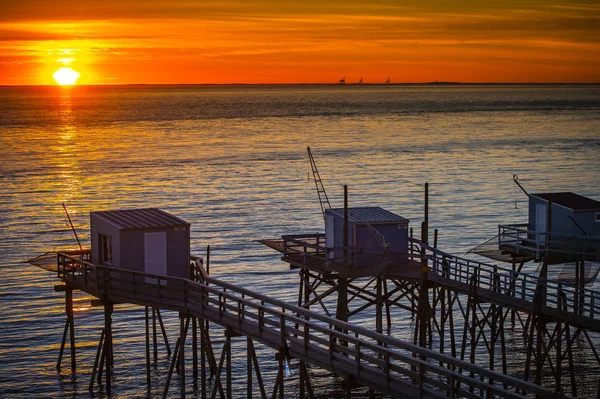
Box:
386, 77, 391, 84
358, 77, 363, 84
338, 76, 346, 84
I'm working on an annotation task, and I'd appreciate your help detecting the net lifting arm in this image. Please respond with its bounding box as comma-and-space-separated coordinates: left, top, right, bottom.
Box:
307, 146, 332, 220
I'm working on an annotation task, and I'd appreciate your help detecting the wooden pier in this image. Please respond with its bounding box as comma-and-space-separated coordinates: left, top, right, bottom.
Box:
51, 249, 569, 398
268, 233, 600, 397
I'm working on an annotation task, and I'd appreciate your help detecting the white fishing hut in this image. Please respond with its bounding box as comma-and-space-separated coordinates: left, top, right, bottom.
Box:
90, 208, 190, 279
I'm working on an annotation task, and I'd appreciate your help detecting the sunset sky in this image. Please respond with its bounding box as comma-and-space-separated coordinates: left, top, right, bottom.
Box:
1, 0, 599, 85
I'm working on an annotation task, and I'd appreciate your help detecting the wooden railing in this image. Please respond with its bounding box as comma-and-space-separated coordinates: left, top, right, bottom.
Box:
281, 234, 411, 267
56, 252, 566, 398
424, 242, 600, 326
499, 224, 600, 261
281, 234, 600, 330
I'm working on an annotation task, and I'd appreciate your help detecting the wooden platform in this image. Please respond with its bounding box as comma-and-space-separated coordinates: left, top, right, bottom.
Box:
262, 238, 427, 280
283, 253, 425, 281
266, 234, 600, 333
52, 251, 565, 399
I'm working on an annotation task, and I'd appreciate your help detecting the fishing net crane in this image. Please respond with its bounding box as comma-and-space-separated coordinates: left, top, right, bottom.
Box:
307, 147, 332, 220
307, 147, 390, 251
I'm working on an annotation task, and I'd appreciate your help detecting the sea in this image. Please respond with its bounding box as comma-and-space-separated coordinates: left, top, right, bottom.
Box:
1, 84, 599, 398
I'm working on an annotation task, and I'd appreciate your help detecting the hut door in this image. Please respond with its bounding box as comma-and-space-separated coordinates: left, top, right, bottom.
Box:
145, 232, 167, 283
535, 204, 547, 246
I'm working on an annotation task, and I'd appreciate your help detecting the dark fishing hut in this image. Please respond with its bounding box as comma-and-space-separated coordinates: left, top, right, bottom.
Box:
325, 207, 409, 261
494, 191, 600, 264
528, 192, 600, 237
90, 208, 190, 279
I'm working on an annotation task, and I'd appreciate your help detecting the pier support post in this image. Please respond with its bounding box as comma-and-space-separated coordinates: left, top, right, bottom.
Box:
157, 309, 171, 356
104, 300, 114, 396
200, 319, 207, 398
336, 277, 349, 323
57, 287, 76, 373
180, 314, 186, 399
162, 317, 190, 399
89, 328, 105, 391
145, 306, 151, 386
152, 307, 158, 362
226, 328, 232, 399
192, 317, 198, 390
66, 288, 76, 374
246, 337, 267, 399
376, 277, 383, 336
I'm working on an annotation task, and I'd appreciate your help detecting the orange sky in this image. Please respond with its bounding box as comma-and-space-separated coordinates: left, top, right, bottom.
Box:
1, 1, 599, 84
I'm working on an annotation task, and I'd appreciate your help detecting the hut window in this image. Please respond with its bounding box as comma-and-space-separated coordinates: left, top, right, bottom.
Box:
99, 234, 112, 264
596, 212, 600, 222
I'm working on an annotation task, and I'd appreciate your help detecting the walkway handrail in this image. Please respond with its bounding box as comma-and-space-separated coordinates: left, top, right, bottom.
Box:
57, 252, 566, 398
416, 238, 600, 326
280, 233, 600, 329
499, 224, 600, 260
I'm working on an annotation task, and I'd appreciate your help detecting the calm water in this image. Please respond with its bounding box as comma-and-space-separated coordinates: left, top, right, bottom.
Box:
1, 84, 599, 398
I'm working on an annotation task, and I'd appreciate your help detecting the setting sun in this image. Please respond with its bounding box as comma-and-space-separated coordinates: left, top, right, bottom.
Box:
53, 67, 80, 85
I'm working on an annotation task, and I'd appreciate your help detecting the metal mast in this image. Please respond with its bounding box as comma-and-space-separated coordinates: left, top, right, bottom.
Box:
307, 147, 331, 220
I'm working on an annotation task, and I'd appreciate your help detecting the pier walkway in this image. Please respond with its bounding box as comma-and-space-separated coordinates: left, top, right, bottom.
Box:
57, 251, 564, 398
279, 235, 600, 333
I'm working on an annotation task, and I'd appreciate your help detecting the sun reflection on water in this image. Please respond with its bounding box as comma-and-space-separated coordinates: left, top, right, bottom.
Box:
56, 92, 82, 204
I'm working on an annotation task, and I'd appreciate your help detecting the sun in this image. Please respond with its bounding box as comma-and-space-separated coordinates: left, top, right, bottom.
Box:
53, 67, 80, 85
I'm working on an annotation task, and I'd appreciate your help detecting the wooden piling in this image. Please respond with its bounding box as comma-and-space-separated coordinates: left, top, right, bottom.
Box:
104, 300, 114, 396
180, 314, 186, 399
145, 306, 151, 386
89, 328, 105, 391
152, 307, 158, 362
56, 318, 69, 371
226, 329, 232, 399
192, 317, 198, 390
66, 288, 76, 373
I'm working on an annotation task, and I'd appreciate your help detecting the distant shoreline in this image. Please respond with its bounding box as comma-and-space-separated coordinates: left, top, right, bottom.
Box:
1, 82, 599, 88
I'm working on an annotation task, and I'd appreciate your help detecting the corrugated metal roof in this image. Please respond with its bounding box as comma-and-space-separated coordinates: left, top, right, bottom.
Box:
326, 207, 408, 224
91, 208, 189, 230
531, 192, 600, 211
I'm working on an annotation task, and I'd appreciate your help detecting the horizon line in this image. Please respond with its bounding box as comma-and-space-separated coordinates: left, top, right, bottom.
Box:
2, 82, 599, 88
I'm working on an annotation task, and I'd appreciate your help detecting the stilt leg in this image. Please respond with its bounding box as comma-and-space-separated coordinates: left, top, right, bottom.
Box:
180, 315, 186, 399
104, 301, 114, 396
193, 317, 198, 390
157, 309, 172, 356
145, 307, 151, 387
57, 318, 69, 371
226, 329, 232, 399
66, 288, 76, 374
247, 337, 253, 398
152, 308, 158, 362
89, 328, 105, 391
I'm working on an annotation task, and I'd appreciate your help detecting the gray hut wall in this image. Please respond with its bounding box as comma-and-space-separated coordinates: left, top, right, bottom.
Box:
90, 214, 121, 268
119, 227, 190, 278
548, 204, 576, 234
333, 216, 354, 258
571, 210, 600, 236
119, 230, 147, 273
528, 197, 599, 236
354, 223, 408, 256
166, 226, 190, 279
325, 214, 356, 259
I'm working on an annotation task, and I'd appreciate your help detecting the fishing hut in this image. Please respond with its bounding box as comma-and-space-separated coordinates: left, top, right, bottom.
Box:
325, 207, 409, 263
91, 208, 191, 278
497, 191, 600, 264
